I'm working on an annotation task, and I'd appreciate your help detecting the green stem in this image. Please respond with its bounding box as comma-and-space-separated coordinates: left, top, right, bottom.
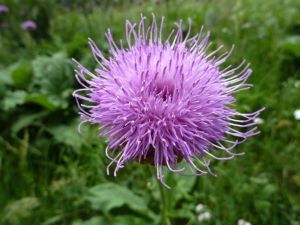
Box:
157, 177, 167, 225
149, 166, 169, 225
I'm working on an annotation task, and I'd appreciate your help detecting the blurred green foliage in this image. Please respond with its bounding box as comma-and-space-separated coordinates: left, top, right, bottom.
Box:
0, 0, 300, 224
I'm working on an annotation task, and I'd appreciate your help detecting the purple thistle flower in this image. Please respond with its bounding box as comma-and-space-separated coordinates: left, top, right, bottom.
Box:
0, 5, 9, 13
73, 14, 264, 188
22, 20, 37, 30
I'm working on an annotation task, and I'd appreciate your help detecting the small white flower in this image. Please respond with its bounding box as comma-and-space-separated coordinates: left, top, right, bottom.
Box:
238, 219, 252, 225
294, 109, 300, 120
238, 219, 245, 225
254, 117, 264, 124
294, 80, 300, 88
204, 212, 211, 220
195, 204, 204, 213
198, 212, 211, 222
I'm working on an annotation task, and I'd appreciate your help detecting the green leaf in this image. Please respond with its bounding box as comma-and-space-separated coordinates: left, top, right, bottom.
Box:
84, 182, 149, 215
0, 60, 31, 86
11, 111, 49, 133
279, 35, 300, 56
71, 217, 106, 225
66, 34, 89, 59
152, 161, 196, 210
0, 68, 14, 86
168, 208, 195, 219
40, 215, 62, 225
49, 118, 89, 151
3, 90, 27, 111
25, 94, 63, 111
254, 199, 271, 210
113, 215, 154, 225
11, 66, 32, 85
31, 52, 76, 94
249, 177, 269, 185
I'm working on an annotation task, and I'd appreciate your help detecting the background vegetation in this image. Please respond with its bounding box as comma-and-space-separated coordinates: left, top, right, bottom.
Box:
0, 0, 300, 224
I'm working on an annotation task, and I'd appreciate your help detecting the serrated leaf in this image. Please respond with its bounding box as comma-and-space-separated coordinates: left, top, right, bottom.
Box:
31, 52, 76, 94
3, 90, 27, 111
84, 182, 148, 215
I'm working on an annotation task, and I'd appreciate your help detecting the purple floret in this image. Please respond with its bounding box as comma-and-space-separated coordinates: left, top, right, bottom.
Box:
22, 20, 37, 30
73, 14, 264, 188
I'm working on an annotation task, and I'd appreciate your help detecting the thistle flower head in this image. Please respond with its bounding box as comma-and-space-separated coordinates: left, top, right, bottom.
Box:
0, 5, 9, 13
22, 20, 37, 30
73, 14, 264, 188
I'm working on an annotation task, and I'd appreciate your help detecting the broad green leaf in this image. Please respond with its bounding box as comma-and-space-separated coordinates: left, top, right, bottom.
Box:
49, 118, 89, 151
11, 111, 49, 133
84, 182, 149, 215
279, 35, 300, 56
0, 68, 14, 86
168, 208, 195, 219
262, 184, 277, 197
3, 90, 27, 111
40, 215, 62, 225
114, 215, 154, 225
249, 177, 268, 185
11, 66, 32, 85
71, 217, 106, 225
25, 94, 63, 111
31, 52, 76, 94
0, 60, 31, 86
254, 199, 271, 210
